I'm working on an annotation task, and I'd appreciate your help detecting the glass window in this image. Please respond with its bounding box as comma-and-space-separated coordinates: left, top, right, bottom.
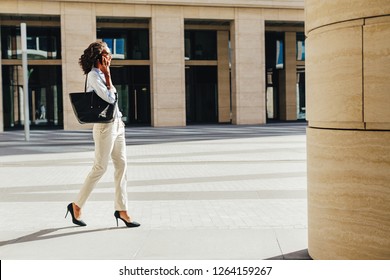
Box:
1, 26, 61, 59
296, 32, 305, 61
2, 65, 63, 129
265, 32, 284, 70
185, 30, 217, 60
97, 29, 149, 60
276, 39, 284, 69
27, 37, 37, 50
296, 69, 306, 119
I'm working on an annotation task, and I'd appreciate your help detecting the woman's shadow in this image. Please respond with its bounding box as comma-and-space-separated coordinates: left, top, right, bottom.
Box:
0, 226, 127, 247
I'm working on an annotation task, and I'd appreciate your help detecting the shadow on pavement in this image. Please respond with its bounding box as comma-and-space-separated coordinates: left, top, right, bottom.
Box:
0, 123, 307, 156
0, 226, 127, 247
266, 249, 312, 260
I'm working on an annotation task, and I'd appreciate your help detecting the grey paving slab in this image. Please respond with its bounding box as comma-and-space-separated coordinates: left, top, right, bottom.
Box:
134, 229, 282, 260
0, 123, 310, 259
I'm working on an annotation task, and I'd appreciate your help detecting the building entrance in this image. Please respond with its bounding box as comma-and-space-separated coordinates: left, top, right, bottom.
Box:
185, 66, 218, 124
265, 31, 284, 120
111, 66, 150, 125
265, 29, 306, 121
2, 65, 63, 129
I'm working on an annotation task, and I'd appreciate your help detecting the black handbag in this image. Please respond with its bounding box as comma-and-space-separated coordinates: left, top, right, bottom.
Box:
69, 75, 116, 124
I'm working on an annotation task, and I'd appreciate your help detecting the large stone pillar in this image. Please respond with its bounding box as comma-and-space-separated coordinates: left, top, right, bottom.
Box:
279, 31, 297, 121
150, 6, 185, 127
217, 30, 230, 123
61, 2, 96, 130
306, 1, 390, 259
0, 29, 3, 132
231, 8, 266, 125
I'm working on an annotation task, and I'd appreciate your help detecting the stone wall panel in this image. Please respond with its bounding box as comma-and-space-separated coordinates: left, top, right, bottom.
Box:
306, 24, 363, 125
364, 18, 390, 125
307, 128, 390, 259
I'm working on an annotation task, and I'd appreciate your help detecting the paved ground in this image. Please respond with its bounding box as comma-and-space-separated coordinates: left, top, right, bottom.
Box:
0, 123, 310, 260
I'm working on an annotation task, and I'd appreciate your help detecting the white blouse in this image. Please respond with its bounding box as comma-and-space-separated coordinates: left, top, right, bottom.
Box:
87, 67, 122, 118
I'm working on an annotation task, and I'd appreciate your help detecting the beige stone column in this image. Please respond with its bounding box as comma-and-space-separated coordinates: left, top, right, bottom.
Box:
61, 2, 96, 130
0, 37, 3, 132
231, 8, 266, 125
150, 6, 185, 127
217, 30, 231, 123
279, 31, 297, 121
306, 0, 390, 259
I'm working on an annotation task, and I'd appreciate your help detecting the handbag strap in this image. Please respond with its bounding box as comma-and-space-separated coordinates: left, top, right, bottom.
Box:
84, 73, 95, 104
84, 74, 88, 92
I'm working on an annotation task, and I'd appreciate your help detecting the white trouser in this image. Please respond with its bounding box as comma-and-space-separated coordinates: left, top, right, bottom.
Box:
75, 119, 128, 211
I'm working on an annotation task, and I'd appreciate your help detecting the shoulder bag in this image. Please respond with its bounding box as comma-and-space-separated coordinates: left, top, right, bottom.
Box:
69, 74, 116, 124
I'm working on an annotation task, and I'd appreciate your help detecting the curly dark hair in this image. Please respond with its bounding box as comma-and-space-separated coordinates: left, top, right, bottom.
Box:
79, 41, 107, 74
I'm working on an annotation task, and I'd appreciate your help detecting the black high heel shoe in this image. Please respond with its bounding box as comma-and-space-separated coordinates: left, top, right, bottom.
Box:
114, 211, 140, 228
65, 203, 87, 226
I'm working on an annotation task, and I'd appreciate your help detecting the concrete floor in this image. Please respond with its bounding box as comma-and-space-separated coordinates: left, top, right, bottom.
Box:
0, 123, 310, 260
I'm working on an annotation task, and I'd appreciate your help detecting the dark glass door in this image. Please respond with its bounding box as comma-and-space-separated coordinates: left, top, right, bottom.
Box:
297, 68, 306, 120
265, 32, 284, 121
185, 66, 218, 124
111, 66, 150, 125
129, 84, 150, 125
2, 65, 63, 129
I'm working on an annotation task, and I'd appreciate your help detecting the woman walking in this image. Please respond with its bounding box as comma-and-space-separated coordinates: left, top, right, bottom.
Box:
66, 41, 140, 228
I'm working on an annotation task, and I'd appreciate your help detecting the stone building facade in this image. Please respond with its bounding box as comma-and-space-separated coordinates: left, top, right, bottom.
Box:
0, 0, 304, 131
0, 0, 305, 130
